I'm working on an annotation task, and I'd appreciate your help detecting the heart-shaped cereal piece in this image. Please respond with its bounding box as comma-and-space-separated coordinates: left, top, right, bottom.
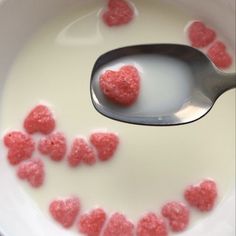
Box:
17, 159, 45, 188
136, 213, 168, 236
184, 179, 217, 212
161, 202, 189, 232
38, 132, 67, 161
102, 0, 134, 27
90, 132, 119, 161
207, 41, 232, 69
49, 197, 80, 228
3, 131, 35, 165
78, 208, 107, 236
99, 65, 140, 106
103, 213, 134, 236
24, 104, 56, 135
68, 137, 97, 167
188, 21, 216, 48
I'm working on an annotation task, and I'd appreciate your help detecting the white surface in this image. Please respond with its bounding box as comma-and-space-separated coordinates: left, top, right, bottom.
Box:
0, 0, 235, 236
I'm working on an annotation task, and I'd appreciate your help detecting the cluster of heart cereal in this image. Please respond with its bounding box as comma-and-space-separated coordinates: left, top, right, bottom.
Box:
187, 21, 233, 69
48, 179, 217, 236
3, 104, 119, 188
102, 0, 233, 69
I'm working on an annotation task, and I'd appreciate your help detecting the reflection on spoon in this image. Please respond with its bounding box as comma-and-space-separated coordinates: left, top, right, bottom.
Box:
90, 44, 236, 126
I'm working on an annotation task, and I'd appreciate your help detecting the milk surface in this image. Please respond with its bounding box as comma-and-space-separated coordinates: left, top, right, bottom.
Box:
0, 0, 235, 232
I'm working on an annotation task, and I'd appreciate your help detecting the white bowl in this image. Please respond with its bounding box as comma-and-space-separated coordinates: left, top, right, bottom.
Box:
0, 0, 235, 235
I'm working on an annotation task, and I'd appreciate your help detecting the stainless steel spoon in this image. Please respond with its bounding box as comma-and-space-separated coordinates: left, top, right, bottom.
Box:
90, 44, 236, 126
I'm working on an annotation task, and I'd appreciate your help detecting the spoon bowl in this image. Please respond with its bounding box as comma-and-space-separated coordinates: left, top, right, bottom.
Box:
90, 44, 236, 126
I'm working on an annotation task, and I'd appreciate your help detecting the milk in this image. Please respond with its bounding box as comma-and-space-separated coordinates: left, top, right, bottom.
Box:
0, 0, 235, 232
93, 55, 194, 116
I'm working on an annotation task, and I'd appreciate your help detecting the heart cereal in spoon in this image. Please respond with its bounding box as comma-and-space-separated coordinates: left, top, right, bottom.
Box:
99, 65, 140, 106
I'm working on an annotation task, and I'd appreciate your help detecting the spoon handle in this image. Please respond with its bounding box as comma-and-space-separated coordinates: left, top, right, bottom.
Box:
214, 72, 236, 96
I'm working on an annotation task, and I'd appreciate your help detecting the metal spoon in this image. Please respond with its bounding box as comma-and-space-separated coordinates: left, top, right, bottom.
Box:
90, 44, 236, 126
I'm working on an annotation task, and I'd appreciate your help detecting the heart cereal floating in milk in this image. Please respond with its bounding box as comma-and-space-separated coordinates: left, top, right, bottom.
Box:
103, 213, 134, 236
184, 179, 218, 212
24, 104, 56, 135
78, 208, 107, 236
3, 131, 35, 165
136, 213, 168, 236
99, 65, 140, 106
186, 21, 233, 69
38, 132, 67, 161
68, 137, 97, 167
49, 197, 81, 228
161, 202, 190, 232
17, 159, 45, 188
187, 21, 216, 48
207, 41, 233, 69
102, 0, 134, 27
90, 132, 119, 161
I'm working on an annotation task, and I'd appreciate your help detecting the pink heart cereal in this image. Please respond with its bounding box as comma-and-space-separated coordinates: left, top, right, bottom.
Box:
207, 41, 232, 69
24, 104, 56, 135
136, 213, 168, 236
78, 208, 107, 236
184, 179, 218, 212
3, 131, 35, 165
68, 137, 96, 167
17, 159, 45, 188
161, 202, 189, 232
99, 65, 140, 106
103, 213, 134, 236
49, 197, 80, 228
38, 132, 67, 161
90, 132, 119, 161
188, 21, 216, 48
102, 0, 134, 27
